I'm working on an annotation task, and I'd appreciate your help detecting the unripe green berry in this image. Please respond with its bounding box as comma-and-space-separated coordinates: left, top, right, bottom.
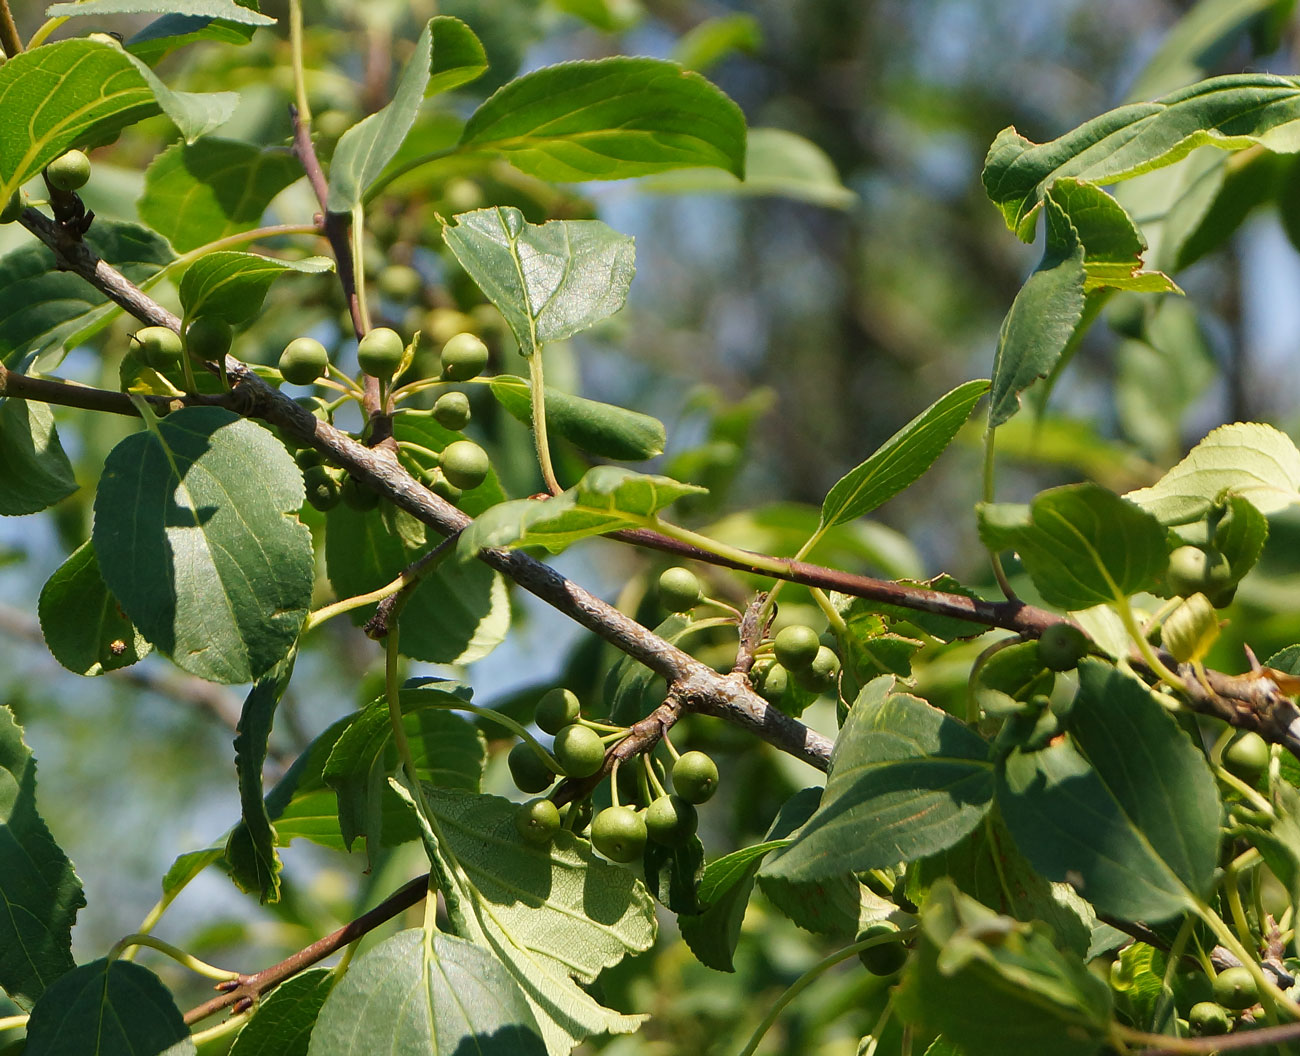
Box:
0, 189, 23, 224
295, 448, 323, 470
131, 326, 182, 369
440, 440, 490, 491
377, 264, 423, 302
1187, 1001, 1231, 1036
553, 723, 604, 779
1037, 623, 1089, 672
508, 741, 556, 794
1212, 966, 1259, 1011
432, 391, 472, 430
357, 327, 405, 379
756, 661, 789, 703
340, 475, 380, 511
185, 316, 233, 361
1224, 731, 1270, 784
535, 688, 580, 735
303, 465, 340, 511
773, 625, 821, 670
514, 798, 561, 845
658, 567, 703, 612
440, 332, 489, 381
796, 645, 841, 693
1166, 545, 1235, 599
279, 337, 330, 385
47, 149, 91, 191
591, 805, 646, 862
671, 750, 718, 804
857, 922, 907, 976
645, 794, 698, 846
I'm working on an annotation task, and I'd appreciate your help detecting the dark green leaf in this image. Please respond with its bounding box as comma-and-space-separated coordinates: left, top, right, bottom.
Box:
46, 0, 272, 23
678, 840, 789, 972
977, 483, 1167, 609
178, 251, 333, 325
426, 16, 488, 96
0, 706, 83, 1010
1046, 179, 1177, 293
139, 139, 302, 252
997, 661, 1221, 923
763, 678, 994, 881
38, 540, 150, 675
0, 400, 76, 517
1214, 493, 1269, 581
460, 57, 746, 180
442, 207, 636, 356
230, 969, 333, 1056
643, 835, 703, 914
605, 614, 691, 725
92, 406, 314, 684
126, 12, 259, 63
821, 379, 989, 528
489, 374, 666, 461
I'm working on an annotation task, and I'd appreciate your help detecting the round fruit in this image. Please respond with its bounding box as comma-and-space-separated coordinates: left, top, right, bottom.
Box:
47, 149, 91, 191
440, 440, 490, 490
672, 751, 718, 804
132, 326, 182, 369
432, 391, 471, 430
857, 922, 907, 976
645, 794, 698, 846
1224, 731, 1270, 784
658, 567, 703, 613
756, 661, 789, 703
377, 264, 423, 302
1212, 966, 1260, 1010
591, 805, 647, 863
514, 798, 561, 845
773, 625, 821, 670
357, 327, 405, 379
0, 189, 23, 224
1187, 1001, 1231, 1036
508, 741, 556, 794
1166, 545, 1235, 599
535, 688, 580, 735
279, 337, 330, 385
340, 474, 380, 511
1037, 623, 1089, 672
185, 316, 233, 361
303, 465, 340, 511
295, 448, 323, 470
796, 645, 841, 693
553, 724, 604, 778
440, 332, 489, 380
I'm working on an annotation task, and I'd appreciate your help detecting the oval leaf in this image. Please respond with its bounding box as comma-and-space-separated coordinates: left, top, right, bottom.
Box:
489, 374, 665, 460
46, 0, 273, 23
38, 539, 150, 676
178, 251, 333, 325
230, 968, 334, 1056
0, 399, 77, 517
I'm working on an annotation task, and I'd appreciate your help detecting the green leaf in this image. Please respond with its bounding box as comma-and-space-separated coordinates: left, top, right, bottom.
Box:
460, 57, 746, 181
605, 614, 690, 725
673, 14, 762, 72
24, 958, 194, 1056
0, 38, 236, 201
225, 657, 295, 903
442, 206, 636, 357
1125, 422, 1300, 523
0, 219, 174, 371
230, 969, 334, 1056
45, 0, 272, 23
0, 400, 77, 517
178, 251, 333, 325
1109, 943, 1175, 1033
895, 880, 1112, 1056
458, 466, 705, 557
997, 661, 1221, 923
92, 406, 314, 684
678, 840, 790, 972
637, 127, 855, 208
38, 539, 151, 675
1046, 179, 1178, 293
0, 705, 83, 1010
126, 12, 259, 63
643, 835, 703, 914
984, 73, 1300, 241
326, 20, 433, 213
832, 575, 988, 644
138, 139, 303, 253
763, 678, 995, 882
977, 483, 1168, 609
489, 374, 666, 461
822, 379, 989, 528
426, 16, 488, 97
160, 845, 225, 904
306, 929, 545, 1056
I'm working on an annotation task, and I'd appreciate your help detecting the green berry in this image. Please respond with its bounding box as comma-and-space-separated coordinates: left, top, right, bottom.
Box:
340, 475, 380, 511
535, 688, 580, 735
1037, 623, 1089, 672
185, 316, 233, 361
773, 625, 821, 670
553, 724, 604, 779
47, 149, 91, 191
756, 661, 789, 703
508, 741, 556, 794
377, 264, 423, 302
357, 327, 405, 379
514, 798, 561, 845
279, 337, 330, 385
440, 440, 490, 490
671, 751, 718, 804
440, 332, 490, 381
644, 794, 698, 846
591, 805, 647, 863
303, 465, 340, 511
1166, 545, 1235, 599
131, 326, 182, 370
295, 448, 323, 470
1212, 966, 1259, 1010
658, 567, 703, 612
857, 922, 907, 976
796, 645, 841, 693
1224, 731, 1270, 784
0, 189, 23, 224
432, 391, 471, 430
1187, 1001, 1232, 1036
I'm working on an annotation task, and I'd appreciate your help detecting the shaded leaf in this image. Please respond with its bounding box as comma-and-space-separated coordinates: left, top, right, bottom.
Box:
679, 840, 790, 972
489, 374, 665, 461
605, 614, 690, 725
38, 539, 150, 675
126, 11, 259, 63
230, 969, 333, 1056
643, 835, 704, 914
1047, 179, 1178, 293
0, 400, 76, 517
178, 251, 333, 326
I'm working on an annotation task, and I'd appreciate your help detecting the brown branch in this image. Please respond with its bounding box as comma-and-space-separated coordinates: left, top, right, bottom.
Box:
184, 872, 429, 1024
1132, 1019, 1300, 1055
0, 0, 22, 60
0, 361, 227, 417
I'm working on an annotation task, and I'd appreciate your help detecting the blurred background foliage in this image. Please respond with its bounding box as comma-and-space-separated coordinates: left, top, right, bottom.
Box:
6, 0, 1300, 1052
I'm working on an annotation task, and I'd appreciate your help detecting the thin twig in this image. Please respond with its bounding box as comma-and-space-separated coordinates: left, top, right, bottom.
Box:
0, 0, 22, 60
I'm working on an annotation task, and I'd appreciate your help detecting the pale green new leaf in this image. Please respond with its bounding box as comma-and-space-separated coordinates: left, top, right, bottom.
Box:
45, 0, 272, 23
38, 539, 150, 676
1125, 421, 1300, 523
0, 400, 77, 517
822, 379, 988, 528
490, 374, 665, 461
442, 206, 636, 356
460, 57, 746, 181
326, 20, 433, 213
457, 466, 705, 557
0, 706, 84, 1010
92, 407, 314, 684
178, 251, 333, 325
